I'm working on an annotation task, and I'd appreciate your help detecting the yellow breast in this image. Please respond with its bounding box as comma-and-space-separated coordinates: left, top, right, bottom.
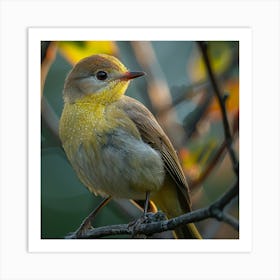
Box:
59, 98, 165, 199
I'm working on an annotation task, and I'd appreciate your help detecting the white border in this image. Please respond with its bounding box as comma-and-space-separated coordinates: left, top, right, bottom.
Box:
1, 1, 279, 279
28, 27, 252, 253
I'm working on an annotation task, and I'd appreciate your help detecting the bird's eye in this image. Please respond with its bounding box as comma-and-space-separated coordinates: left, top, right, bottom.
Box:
96, 71, 108, 81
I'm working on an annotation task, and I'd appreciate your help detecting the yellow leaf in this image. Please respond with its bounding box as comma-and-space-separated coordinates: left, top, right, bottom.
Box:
58, 41, 118, 65
188, 42, 235, 82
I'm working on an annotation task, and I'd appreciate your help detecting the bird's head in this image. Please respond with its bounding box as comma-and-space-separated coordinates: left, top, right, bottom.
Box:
63, 54, 145, 104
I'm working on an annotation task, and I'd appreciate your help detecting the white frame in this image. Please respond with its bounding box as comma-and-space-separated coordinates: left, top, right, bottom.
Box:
28, 27, 252, 253
1, 1, 279, 279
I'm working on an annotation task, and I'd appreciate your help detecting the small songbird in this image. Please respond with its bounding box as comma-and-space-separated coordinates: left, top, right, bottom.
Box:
59, 54, 201, 239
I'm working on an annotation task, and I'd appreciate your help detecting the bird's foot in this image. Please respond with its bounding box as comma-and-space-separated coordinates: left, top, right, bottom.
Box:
128, 211, 166, 238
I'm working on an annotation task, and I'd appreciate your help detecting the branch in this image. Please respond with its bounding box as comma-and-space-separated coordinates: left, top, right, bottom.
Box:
41, 41, 62, 147
190, 111, 239, 189
131, 41, 186, 148
197, 41, 239, 177
66, 180, 239, 239
41, 42, 57, 98
158, 43, 238, 133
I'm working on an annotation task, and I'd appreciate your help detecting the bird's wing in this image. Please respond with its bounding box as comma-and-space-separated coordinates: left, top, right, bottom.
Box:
118, 95, 191, 207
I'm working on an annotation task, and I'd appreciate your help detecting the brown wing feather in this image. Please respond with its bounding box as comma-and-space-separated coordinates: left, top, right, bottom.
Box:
118, 95, 191, 208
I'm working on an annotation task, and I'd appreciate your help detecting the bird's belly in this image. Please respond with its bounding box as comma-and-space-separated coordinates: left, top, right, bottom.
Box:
72, 129, 165, 199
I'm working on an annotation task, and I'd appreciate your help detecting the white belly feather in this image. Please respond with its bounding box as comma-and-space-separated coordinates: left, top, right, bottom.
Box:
72, 129, 165, 199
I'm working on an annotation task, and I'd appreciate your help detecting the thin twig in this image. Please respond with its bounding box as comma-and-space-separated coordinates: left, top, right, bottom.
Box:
190, 112, 239, 189
131, 41, 186, 147
159, 44, 238, 115
41, 42, 62, 147
41, 42, 57, 98
197, 41, 239, 177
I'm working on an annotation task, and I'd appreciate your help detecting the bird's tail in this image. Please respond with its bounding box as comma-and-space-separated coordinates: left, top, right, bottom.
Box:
152, 177, 202, 239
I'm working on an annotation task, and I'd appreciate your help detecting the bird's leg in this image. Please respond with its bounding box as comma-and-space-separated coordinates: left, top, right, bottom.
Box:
130, 199, 157, 213
143, 191, 151, 217
74, 196, 112, 238
129, 191, 165, 238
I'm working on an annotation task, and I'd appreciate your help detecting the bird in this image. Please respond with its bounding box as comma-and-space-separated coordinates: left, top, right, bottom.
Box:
59, 53, 201, 239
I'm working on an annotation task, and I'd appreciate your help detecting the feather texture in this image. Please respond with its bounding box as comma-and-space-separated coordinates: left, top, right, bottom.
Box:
117, 96, 201, 238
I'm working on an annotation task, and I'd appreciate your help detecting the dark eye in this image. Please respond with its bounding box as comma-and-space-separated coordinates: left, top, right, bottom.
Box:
96, 71, 108, 81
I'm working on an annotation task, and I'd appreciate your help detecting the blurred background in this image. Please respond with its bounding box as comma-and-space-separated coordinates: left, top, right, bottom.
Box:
41, 41, 239, 239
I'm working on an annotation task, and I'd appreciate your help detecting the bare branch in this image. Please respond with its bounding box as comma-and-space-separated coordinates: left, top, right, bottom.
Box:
218, 212, 239, 231
197, 41, 239, 177
41, 42, 57, 98
66, 180, 238, 239
190, 112, 239, 189
41, 41, 62, 147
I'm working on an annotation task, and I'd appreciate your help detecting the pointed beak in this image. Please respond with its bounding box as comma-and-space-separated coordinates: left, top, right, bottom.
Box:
119, 71, 146, 81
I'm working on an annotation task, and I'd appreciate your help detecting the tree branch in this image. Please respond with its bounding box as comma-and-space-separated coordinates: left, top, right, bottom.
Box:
197, 41, 239, 177
190, 111, 239, 189
66, 180, 238, 239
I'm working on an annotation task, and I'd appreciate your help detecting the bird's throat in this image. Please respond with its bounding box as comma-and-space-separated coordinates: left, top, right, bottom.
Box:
75, 80, 129, 106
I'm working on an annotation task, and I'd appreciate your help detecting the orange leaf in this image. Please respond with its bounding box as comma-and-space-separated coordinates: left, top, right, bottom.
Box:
207, 78, 239, 119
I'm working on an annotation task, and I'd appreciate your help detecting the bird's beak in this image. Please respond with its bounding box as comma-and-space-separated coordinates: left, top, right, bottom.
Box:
119, 71, 146, 81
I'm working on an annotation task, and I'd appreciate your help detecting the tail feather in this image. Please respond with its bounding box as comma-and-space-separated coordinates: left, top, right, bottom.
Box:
152, 175, 202, 239
175, 222, 202, 239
